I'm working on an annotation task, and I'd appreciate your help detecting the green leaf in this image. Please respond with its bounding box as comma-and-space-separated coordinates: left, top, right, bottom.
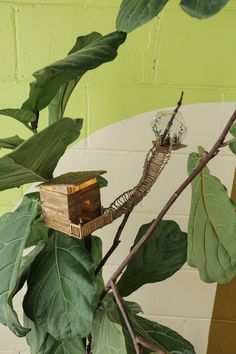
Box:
117, 220, 187, 296
134, 315, 196, 354
91, 307, 127, 354
48, 32, 103, 124
229, 123, 236, 154
23, 231, 98, 340
116, 0, 169, 33
13, 241, 46, 297
91, 236, 104, 294
180, 0, 229, 19
0, 108, 36, 123
0, 196, 39, 336
22, 31, 126, 113
24, 316, 85, 354
0, 135, 24, 150
0, 118, 83, 191
187, 147, 236, 283
26, 215, 48, 248
24, 192, 49, 248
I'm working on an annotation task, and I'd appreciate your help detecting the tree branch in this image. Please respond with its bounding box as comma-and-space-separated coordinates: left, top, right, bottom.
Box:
109, 280, 141, 354
95, 210, 132, 275
161, 91, 184, 144
101, 109, 236, 297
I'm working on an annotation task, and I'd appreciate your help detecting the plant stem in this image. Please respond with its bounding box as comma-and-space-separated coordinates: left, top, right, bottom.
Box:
136, 337, 168, 354
101, 109, 236, 297
221, 137, 236, 147
95, 210, 132, 275
109, 280, 141, 354
161, 91, 184, 144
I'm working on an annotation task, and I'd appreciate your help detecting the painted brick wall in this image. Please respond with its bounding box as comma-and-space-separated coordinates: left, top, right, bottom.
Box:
0, 1, 235, 353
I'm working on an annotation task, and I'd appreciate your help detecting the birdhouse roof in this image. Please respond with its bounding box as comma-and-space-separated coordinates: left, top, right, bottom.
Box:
39, 170, 106, 194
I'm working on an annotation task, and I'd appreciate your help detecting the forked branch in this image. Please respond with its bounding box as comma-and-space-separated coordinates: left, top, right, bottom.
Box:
101, 109, 236, 297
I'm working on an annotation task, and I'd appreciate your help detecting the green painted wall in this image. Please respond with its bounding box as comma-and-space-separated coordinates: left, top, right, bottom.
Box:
0, 0, 235, 212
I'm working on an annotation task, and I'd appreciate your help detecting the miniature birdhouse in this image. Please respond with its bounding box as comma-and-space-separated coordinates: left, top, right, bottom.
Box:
39, 170, 112, 239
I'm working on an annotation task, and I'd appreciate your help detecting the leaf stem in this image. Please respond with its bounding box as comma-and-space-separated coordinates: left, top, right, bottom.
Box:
109, 280, 141, 354
101, 109, 236, 297
136, 336, 168, 354
220, 137, 236, 147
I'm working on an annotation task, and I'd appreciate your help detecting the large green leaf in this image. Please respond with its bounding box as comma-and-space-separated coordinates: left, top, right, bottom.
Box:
0, 196, 39, 336
0, 118, 83, 191
91, 236, 104, 294
0, 108, 36, 123
48, 32, 104, 124
13, 241, 46, 299
117, 220, 187, 296
187, 146, 236, 283
180, 0, 229, 19
91, 302, 127, 354
229, 122, 236, 154
0, 135, 24, 150
23, 231, 98, 340
24, 192, 49, 248
22, 31, 126, 113
116, 0, 169, 33
24, 315, 85, 354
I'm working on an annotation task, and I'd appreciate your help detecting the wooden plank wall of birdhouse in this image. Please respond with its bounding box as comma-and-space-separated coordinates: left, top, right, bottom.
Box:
40, 188, 71, 234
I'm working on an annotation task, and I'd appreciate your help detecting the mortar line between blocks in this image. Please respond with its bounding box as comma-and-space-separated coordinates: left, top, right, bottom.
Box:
10, 5, 20, 79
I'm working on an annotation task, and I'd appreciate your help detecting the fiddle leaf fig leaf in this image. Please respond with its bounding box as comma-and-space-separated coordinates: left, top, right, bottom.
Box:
24, 316, 85, 354
91, 307, 127, 354
117, 220, 187, 296
0, 118, 83, 191
187, 147, 236, 283
23, 231, 98, 340
116, 0, 169, 33
22, 31, 126, 114
229, 123, 236, 154
48, 32, 96, 125
0, 135, 24, 150
13, 241, 46, 298
91, 236, 104, 294
0, 196, 39, 337
180, 0, 229, 19
0, 108, 36, 124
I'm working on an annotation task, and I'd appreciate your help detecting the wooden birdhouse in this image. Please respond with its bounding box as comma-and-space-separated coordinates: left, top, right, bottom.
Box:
39, 170, 112, 239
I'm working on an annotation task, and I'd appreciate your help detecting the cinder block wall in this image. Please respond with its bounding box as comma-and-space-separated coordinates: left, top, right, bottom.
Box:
0, 1, 235, 353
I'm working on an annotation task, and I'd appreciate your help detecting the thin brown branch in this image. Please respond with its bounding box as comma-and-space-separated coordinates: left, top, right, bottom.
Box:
101, 110, 236, 297
161, 91, 184, 144
109, 280, 141, 354
136, 336, 168, 354
95, 211, 132, 275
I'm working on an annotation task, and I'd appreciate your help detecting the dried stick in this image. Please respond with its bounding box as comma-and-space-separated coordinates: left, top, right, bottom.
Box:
109, 280, 141, 354
95, 210, 132, 275
161, 91, 184, 143
101, 109, 236, 297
